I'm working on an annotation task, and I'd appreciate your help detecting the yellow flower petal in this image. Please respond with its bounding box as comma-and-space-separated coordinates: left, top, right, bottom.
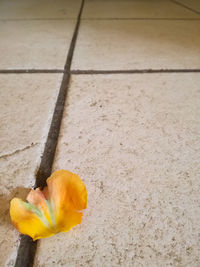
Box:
10, 170, 87, 240
10, 198, 55, 241
47, 170, 87, 213
26, 188, 52, 226
56, 208, 83, 233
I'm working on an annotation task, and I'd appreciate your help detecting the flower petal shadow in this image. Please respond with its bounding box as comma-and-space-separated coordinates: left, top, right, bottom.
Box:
0, 187, 30, 226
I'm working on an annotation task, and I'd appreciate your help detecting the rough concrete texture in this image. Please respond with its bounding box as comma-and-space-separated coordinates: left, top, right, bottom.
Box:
0, 74, 62, 155
35, 74, 200, 266
0, 0, 81, 19
175, 0, 200, 12
82, 0, 199, 18
0, 74, 62, 266
72, 20, 200, 70
0, 20, 76, 69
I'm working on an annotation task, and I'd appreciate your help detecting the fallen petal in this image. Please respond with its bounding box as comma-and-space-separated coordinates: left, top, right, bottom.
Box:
10, 170, 87, 240
10, 198, 54, 241
26, 188, 52, 226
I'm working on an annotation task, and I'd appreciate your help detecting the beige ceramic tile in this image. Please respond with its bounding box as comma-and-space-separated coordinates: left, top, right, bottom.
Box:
175, 0, 200, 12
72, 20, 200, 70
0, 74, 62, 266
0, 74, 62, 155
0, 20, 76, 69
0, 0, 81, 19
83, 0, 199, 18
35, 74, 200, 266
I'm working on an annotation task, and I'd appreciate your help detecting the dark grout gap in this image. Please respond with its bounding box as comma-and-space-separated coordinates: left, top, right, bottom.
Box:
1, 17, 200, 22
14, 1, 85, 267
0, 18, 76, 21
71, 69, 200, 75
1, 69, 200, 75
82, 17, 200, 20
0, 69, 64, 74
170, 0, 200, 15
35, 0, 85, 188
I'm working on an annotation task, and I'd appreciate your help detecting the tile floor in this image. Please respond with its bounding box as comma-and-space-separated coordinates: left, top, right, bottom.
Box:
0, 0, 200, 266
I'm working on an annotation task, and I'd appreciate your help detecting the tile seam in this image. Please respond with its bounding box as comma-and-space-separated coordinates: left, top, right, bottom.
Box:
170, 0, 200, 15
71, 69, 200, 74
13, 1, 85, 267
0, 69, 64, 74
81, 18, 200, 20
1, 18, 200, 21
0, 18, 76, 21
1, 69, 200, 75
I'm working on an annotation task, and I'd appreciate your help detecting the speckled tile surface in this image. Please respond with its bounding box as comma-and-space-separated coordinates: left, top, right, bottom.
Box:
82, 0, 199, 18
0, 74, 62, 266
0, 0, 81, 19
34, 74, 200, 267
0, 20, 76, 69
72, 20, 200, 70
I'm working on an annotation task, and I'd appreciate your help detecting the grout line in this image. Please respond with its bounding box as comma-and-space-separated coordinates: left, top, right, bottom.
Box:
14, 1, 85, 267
0, 69, 64, 74
1, 69, 200, 75
1, 17, 200, 22
64, 4, 84, 71
0, 18, 76, 21
170, 0, 200, 15
82, 17, 200, 20
71, 69, 200, 75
